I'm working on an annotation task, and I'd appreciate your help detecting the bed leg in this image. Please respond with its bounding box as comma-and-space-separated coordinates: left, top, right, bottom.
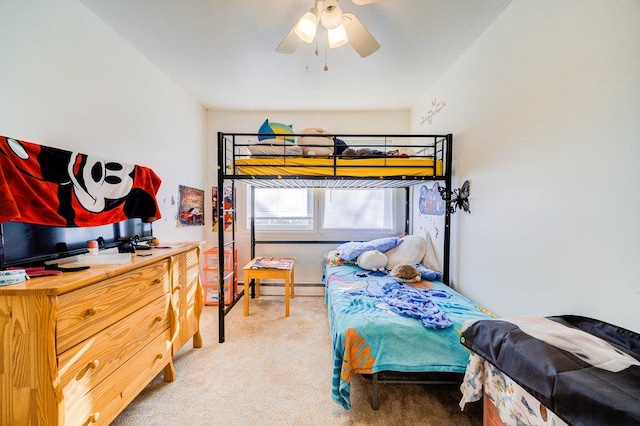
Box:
371, 373, 379, 410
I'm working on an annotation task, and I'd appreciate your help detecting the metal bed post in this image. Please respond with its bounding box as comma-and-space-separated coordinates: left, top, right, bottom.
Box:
443, 134, 453, 285
249, 185, 256, 298
217, 132, 226, 343
404, 187, 410, 234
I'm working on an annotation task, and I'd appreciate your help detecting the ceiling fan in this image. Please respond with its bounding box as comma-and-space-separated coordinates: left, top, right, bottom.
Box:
276, 0, 384, 58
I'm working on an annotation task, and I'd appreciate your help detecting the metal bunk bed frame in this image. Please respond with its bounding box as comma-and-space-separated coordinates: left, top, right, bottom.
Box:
215, 132, 453, 344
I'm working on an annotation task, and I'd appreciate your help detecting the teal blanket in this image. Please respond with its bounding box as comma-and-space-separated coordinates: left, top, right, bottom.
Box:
324, 264, 494, 409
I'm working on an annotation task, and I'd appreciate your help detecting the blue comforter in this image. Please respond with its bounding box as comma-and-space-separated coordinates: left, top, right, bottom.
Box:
324, 264, 494, 409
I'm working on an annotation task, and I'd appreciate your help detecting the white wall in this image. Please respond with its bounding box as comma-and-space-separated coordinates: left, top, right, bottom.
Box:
0, 0, 207, 243
207, 110, 409, 287
410, 0, 640, 332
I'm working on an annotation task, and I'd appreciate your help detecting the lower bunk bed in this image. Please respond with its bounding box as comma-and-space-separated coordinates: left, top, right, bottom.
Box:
459, 316, 640, 426
322, 245, 495, 410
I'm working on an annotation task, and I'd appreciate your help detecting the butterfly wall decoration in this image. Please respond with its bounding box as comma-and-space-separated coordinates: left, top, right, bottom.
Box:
438, 180, 471, 214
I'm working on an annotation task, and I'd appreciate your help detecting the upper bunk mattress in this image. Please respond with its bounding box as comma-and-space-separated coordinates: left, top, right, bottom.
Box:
232, 157, 444, 178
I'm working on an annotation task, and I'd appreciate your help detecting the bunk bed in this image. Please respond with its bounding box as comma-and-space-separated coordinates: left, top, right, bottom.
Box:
214, 131, 492, 409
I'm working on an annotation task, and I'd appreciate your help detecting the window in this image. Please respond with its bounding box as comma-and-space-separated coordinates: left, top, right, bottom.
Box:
323, 189, 395, 231
246, 188, 314, 230
246, 187, 401, 234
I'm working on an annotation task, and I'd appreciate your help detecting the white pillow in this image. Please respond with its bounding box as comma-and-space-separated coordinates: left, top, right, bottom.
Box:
385, 235, 427, 270
297, 127, 334, 156
248, 139, 303, 157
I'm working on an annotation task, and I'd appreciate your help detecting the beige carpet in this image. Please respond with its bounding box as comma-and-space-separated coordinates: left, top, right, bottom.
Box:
112, 296, 482, 425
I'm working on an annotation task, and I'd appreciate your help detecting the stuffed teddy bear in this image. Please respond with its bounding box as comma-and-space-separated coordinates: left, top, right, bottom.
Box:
297, 127, 334, 157
390, 263, 421, 282
356, 250, 387, 272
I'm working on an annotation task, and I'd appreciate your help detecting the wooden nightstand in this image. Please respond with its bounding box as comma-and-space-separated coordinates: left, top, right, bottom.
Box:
242, 257, 295, 317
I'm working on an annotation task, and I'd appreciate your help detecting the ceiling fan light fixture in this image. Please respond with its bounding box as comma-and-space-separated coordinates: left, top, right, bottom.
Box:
328, 24, 348, 48
294, 8, 318, 43
320, 0, 343, 30
276, 0, 383, 62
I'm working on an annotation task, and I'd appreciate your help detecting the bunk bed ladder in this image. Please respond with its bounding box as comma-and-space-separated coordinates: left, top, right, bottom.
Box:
217, 132, 244, 343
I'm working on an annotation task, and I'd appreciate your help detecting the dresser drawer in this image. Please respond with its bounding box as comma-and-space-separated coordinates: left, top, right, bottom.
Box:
58, 293, 170, 405
484, 395, 504, 426
57, 261, 170, 354
64, 330, 172, 426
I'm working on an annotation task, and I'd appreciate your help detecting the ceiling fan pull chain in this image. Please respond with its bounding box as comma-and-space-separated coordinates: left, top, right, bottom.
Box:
324, 44, 329, 71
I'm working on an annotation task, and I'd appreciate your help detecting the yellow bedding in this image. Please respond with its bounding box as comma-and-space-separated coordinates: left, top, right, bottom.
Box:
232, 157, 444, 177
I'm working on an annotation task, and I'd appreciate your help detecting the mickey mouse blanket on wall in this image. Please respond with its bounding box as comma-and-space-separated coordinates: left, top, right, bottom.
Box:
0, 135, 162, 227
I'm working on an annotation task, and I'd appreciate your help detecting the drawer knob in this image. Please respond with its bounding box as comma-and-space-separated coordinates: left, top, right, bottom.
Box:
88, 359, 100, 369
84, 307, 97, 318
153, 278, 161, 285
154, 315, 163, 323
88, 412, 100, 423
156, 353, 163, 360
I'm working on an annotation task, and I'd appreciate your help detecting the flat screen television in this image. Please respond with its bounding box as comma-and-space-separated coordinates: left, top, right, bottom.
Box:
0, 218, 153, 268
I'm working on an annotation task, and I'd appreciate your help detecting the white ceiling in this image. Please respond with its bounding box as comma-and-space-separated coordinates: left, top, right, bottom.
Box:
79, 0, 512, 111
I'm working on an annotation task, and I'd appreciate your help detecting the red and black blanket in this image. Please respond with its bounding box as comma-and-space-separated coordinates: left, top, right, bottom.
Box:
461, 315, 640, 426
0, 135, 161, 227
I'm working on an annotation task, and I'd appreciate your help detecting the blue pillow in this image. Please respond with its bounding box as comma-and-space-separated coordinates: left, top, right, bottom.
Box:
412, 262, 442, 281
337, 237, 402, 261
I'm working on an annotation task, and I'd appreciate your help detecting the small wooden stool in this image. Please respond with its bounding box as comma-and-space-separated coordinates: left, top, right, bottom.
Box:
243, 257, 295, 317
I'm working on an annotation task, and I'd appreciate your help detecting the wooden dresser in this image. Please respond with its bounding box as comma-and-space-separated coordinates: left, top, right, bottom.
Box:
0, 242, 203, 425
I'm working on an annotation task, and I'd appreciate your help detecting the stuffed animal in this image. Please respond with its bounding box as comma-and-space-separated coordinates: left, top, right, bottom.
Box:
387, 147, 417, 157
390, 263, 421, 282
356, 250, 387, 272
342, 147, 385, 158
297, 127, 334, 156
342, 148, 358, 157
398, 147, 416, 157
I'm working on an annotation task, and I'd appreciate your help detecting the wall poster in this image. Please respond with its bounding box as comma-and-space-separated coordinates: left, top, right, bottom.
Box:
212, 186, 218, 232
178, 185, 204, 226
211, 185, 234, 232
223, 186, 234, 231
418, 182, 445, 216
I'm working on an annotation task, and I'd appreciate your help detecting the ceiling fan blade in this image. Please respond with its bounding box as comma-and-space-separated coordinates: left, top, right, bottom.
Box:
352, 0, 385, 5
276, 25, 302, 54
343, 13, 380, 57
